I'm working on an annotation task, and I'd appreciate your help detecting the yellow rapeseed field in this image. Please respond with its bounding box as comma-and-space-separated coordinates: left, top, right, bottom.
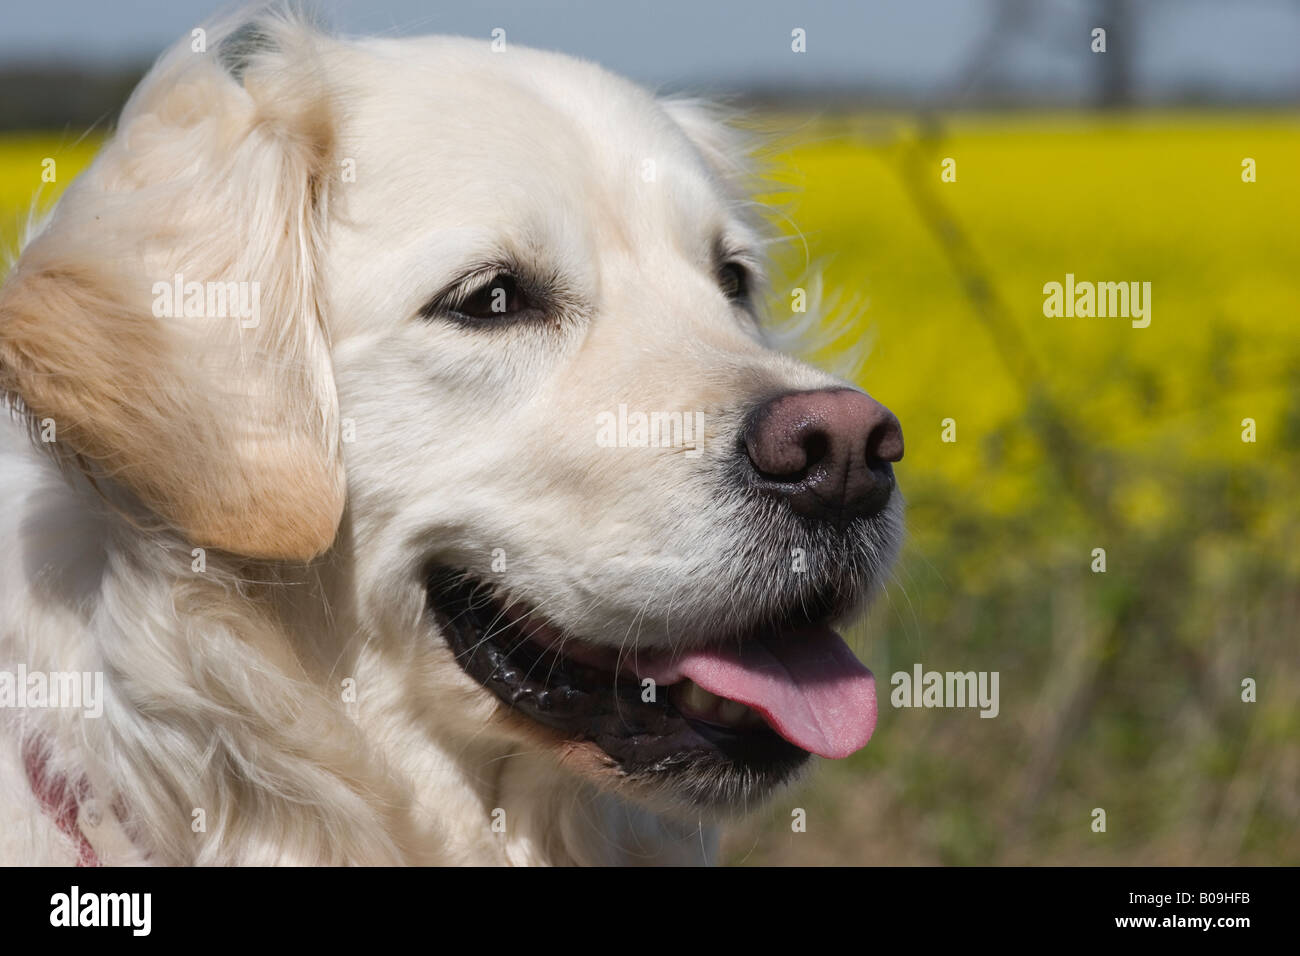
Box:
0, 132, 99, 253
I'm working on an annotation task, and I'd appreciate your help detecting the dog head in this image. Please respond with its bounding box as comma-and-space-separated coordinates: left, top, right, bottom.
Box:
0, 11, 903, 814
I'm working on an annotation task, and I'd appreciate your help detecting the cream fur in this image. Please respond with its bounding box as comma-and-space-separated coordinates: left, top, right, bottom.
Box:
0, 8, 898, 866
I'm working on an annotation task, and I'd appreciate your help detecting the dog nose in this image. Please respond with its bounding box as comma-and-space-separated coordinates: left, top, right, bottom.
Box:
743, 388, 903, 523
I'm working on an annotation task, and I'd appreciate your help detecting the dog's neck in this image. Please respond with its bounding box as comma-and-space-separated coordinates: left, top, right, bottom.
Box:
4, 442, 713, 865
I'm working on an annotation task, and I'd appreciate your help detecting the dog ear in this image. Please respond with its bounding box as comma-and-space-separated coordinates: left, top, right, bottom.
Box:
0, 14, 345, 560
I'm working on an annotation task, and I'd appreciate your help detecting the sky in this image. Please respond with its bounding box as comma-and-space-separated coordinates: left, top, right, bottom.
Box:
1, 0, 1298, 102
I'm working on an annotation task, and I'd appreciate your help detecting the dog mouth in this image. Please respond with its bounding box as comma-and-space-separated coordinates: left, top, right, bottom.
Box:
425, 567, 878, 805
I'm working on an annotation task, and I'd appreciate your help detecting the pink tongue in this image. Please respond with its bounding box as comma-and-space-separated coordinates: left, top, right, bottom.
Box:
634, 626, 877, 759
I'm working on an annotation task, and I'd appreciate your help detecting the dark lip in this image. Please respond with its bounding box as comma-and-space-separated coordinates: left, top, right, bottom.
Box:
424, 566, 812, 776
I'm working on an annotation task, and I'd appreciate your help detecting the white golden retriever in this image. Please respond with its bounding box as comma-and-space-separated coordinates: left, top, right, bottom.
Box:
0, 8, 903, 865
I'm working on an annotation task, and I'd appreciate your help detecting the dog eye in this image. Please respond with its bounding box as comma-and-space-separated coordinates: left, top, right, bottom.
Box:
718, 261, 750, 303
453, 274, 533, 320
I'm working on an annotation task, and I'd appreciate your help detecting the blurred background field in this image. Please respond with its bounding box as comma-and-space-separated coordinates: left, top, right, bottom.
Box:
2, 0, 1297, 865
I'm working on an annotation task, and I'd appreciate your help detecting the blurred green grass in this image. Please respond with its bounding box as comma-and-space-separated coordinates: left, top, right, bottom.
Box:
2, 114, 1297, 865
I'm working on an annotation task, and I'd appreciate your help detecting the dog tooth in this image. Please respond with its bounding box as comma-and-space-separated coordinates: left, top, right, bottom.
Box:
680, 679, 718, 716
716, 699, 748, 726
